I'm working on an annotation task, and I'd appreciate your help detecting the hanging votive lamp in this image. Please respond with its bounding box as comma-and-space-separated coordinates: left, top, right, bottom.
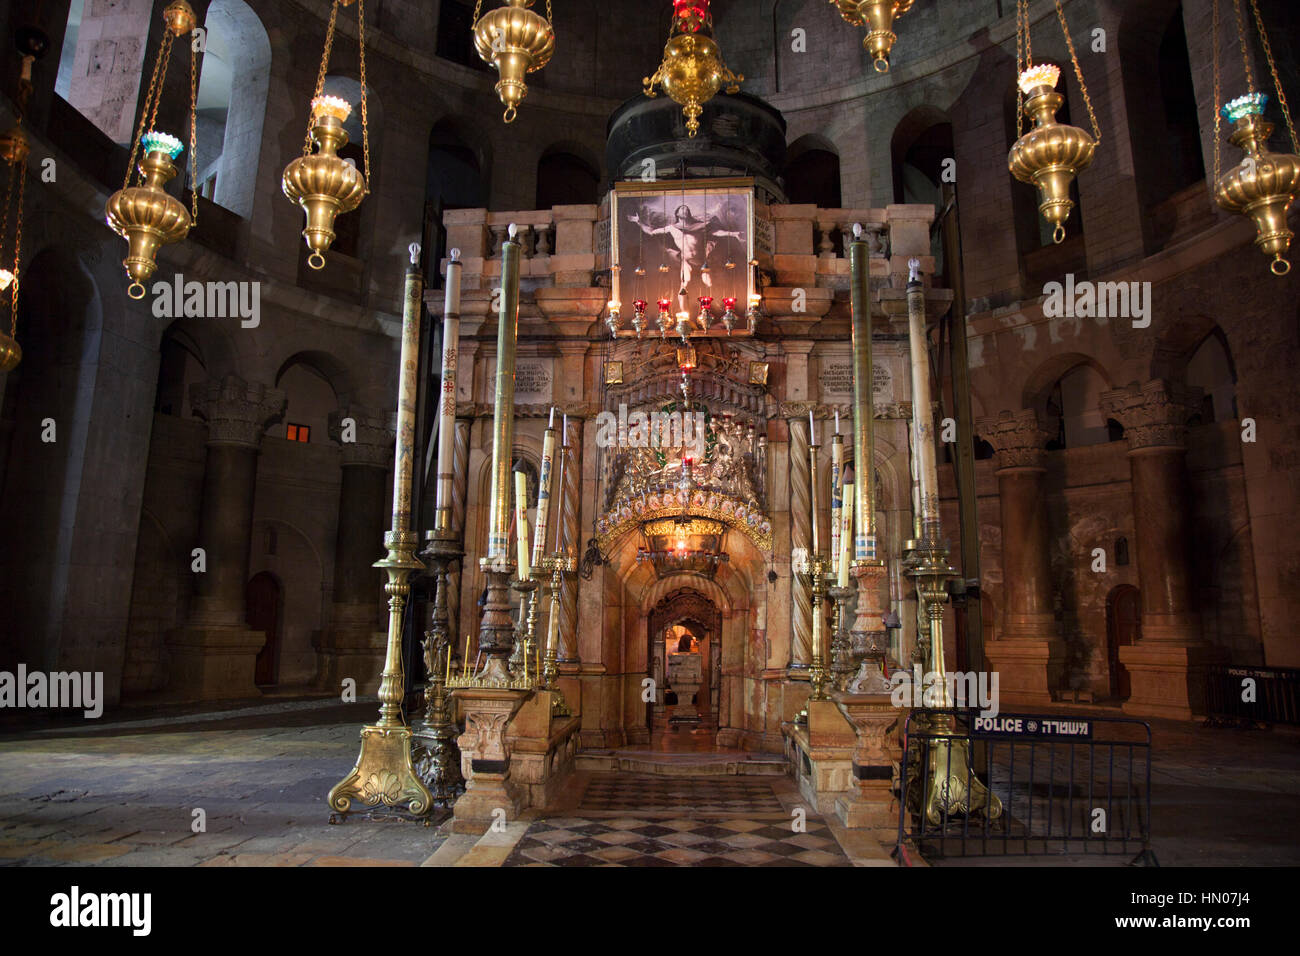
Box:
1208, 0, 1300, 276
283, 0, 372, 270
644, 0, 743, 138
104, 0, 199, 298
696, 295, 713, 330
0, 124, 29, 371
632, 299, 647, 337
1007, 2, 1100, 244
606, 299, 621, 337
831, 0, 914, 73
472, 0, 556, 123
721, 296, 737, 334
657, 297, 672, 336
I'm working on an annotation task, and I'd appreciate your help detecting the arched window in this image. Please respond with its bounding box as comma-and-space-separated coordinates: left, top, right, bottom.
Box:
536, 150, 599, 209
1044, 364, 1110, 449
1185, 328, 1237, 424
426, 119, 488, 278
1154, 6, 1205, 201
274, 359, 339, 444
192, 0, 272, 218
783, 137, 841, 208
154, 330, 207, 417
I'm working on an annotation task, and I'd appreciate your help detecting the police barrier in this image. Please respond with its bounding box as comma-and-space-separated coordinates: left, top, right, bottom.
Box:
895, 709, 1156, 865
1204, 664, 1300, 728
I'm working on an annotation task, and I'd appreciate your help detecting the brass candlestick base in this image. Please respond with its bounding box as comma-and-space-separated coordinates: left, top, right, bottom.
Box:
462, 557, 520, 686
328, 530, 432, 819
511, 577, 540, 686
828, 585, 855, 693
539, 553, 577, 717
904, 537, 1001, 824
412, 531, 464, 808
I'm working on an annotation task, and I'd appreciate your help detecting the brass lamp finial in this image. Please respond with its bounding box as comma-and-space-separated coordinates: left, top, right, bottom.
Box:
472, 0, 556, 123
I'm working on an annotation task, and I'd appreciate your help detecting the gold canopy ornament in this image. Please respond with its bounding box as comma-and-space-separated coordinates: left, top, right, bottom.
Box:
644, 0, 742, 138
830, 0, 915, 73
1210, 0, 1300, 275
104, 0, 199, 298
282, 0, 371, 270
472, 0, 556, 124
1007, 1, 1100, 245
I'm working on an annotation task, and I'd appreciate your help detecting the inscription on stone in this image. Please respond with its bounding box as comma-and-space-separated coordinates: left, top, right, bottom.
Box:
515, 360, 553, 404
820, 362, 892, 400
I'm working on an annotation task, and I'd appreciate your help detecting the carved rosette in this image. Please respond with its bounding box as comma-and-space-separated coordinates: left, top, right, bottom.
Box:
330, 406, 394, 468
1099, 380, 1202, 452
977, 408, 1051, 472
189, 375, 286, 448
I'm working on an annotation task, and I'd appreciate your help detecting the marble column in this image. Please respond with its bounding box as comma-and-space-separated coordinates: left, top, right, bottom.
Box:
165, 375, 285, 700
316, 406, 393, 694
788, 413, 812, 670
977, 409, 1066, 706
1100, 380, 1218, 719
557, 417, 583, 663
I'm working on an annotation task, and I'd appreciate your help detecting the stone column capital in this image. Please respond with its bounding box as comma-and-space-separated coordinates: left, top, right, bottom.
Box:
329, 406, 394, 468
189, 375, 285, 448
1100, 379, 1202, 452
977, 408, 1051, 471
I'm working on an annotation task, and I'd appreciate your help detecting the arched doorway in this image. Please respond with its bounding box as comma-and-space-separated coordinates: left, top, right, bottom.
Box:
1106, 585, 1140, 701
647, 587, 722, 739
248, 572, 282, 686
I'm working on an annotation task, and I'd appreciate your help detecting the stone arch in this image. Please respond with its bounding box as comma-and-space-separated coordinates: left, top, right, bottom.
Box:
535, 143, 601, 209
1021, 352, 1113, 430
273, 351, 357, 445
194, 0, 272, 218
890, 105, 954, 206
783, 134, 841, 208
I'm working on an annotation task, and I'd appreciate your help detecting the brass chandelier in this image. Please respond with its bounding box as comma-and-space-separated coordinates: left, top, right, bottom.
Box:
1210, 0, 1299, 276
644, 0, 743, 138
472, 0, 556, 123
1007, 0, 1100, 245
830, 1, 915, 73
0, 27, 42, 372
282, 0, 371, 270
104, 0, 199, 298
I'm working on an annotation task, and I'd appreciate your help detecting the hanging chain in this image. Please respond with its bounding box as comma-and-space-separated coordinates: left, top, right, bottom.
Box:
546, 0, 553, 24
472, 0, 483, 25
1, 161, 13, 327
1015, 0, 1026, 138
1056, 0, 1100, 144
305, 0, 342, 156
358, 0, 371, 191
1231, 0, 1255, 94
10, 165, 23, 337
189, 41, 199, 225
124, 30, 176, 190
1249, 0, 1298, 153
1213, 0, 1222, 181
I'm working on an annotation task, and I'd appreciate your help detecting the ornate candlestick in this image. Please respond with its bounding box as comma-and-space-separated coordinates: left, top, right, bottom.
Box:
901, 258, 1001, 824
828, 584, 856, 692
539, 552, 577, 715
327, 243, 432, 819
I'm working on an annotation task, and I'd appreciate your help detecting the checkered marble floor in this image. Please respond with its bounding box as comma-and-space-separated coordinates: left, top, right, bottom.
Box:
578, 774, 786, 814
502, 774, 850, 867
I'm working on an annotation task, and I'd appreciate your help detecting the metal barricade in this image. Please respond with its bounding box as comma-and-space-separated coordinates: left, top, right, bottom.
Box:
1204, 665, 1300, 727
895, 709, 1156, 865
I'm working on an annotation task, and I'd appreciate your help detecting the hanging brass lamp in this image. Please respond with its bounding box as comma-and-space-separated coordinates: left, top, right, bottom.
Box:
831, 0, 914, 73
472, 0, 556, 123
1007, 2, 1100, 244
104, 0, 199, 298
0, 125, 28, 371
1209, 1, 1300, 275
283, 0, 371, 270
644, 0, 742, 138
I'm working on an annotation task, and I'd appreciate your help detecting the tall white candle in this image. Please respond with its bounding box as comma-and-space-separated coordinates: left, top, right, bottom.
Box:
433, 249, 462, 533
532, 416, 556, 568
838, 484, 854, 588
514, 469, 531, 579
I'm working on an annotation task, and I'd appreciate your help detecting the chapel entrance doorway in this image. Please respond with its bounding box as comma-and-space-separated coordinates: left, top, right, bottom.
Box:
1106, 584, 1139, 701
248, 571, 282, 686
647, 587, 722, 744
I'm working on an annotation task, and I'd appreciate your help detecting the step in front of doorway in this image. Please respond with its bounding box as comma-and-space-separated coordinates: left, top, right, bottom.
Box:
575, 751, 788, 777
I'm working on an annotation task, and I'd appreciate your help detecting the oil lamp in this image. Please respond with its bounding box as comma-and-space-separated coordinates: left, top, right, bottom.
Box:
1007, 2, 1101, 245
721, 296, 737, 334
657, 297, 672, 336
283, 1, 372, 270
644, 0, 743, 138
104, 1, 198, 298
746, 292, 761, 332
1208, 0, 1300, 275
676, 310, 691, 343
472, 0, 556, 123
632, 299, 647, 337
606, 300, 621, 337
696, 294, 713, 330
0, 125, 27, 371
831, 0, 914, 73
